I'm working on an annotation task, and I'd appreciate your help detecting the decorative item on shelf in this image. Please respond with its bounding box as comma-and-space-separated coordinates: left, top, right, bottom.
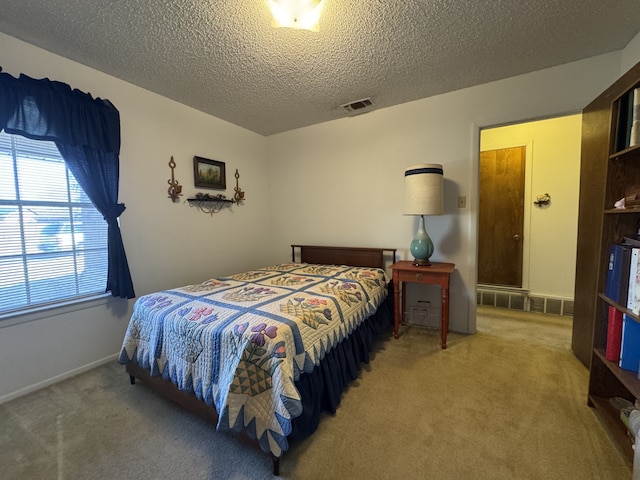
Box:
234, 169, 245, 203
404, 164, 444, 266
533, 193, 551, 207
626, 186, 640, 208
167, 156, 183, 203
195, 192, 229, 200
614, 186, 640, 209
631, 86, 640, 147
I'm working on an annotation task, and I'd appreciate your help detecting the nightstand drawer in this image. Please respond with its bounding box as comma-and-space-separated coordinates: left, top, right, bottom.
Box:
395, 269, 443, 284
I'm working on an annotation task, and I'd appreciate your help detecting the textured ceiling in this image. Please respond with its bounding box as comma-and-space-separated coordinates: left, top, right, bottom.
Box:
1, 1, 639, 136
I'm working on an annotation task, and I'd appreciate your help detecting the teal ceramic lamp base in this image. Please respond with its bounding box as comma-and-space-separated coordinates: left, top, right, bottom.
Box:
410, 215, 434, 266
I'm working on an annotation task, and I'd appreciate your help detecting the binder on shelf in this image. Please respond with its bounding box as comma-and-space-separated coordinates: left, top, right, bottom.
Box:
619, 315, 640, 372
605, 243, 633, 305
606, 306, 623, 362
627, 248, 640, 315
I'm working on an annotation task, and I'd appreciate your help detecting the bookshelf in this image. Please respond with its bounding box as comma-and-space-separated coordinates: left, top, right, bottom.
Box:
573, 60, 640, 464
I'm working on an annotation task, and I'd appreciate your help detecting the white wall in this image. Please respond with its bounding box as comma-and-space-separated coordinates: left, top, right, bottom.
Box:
266, 54, 624, 335
0, 33, 270, 402
480, 114, 582, 300
2, 30, 640, 403
622, 31, 640, 73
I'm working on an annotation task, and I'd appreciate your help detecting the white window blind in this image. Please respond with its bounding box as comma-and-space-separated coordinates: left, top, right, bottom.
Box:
0, 131, 108, 316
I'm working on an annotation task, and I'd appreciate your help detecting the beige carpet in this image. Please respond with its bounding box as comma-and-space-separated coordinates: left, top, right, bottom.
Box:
0, 306, 632, 479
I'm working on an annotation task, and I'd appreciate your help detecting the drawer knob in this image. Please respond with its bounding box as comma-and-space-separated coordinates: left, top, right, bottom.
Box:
416, 273, 423, 280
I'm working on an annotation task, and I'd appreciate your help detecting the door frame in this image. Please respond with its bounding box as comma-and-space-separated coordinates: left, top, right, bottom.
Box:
478, 139, 534, 291
467, 110, 583, 335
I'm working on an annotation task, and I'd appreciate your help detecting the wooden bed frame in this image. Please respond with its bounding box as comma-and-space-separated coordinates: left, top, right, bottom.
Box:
291, 244, 396, 269
125, 245, 396, 476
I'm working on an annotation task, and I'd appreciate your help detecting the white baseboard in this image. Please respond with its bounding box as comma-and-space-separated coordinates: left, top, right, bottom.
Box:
0, 353, 119, 405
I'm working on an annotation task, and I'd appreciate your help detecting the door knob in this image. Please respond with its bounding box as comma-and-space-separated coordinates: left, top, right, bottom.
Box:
513, 234, 521, 242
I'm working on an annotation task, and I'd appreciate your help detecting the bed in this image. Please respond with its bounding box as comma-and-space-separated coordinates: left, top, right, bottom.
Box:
118, 245, 396, 475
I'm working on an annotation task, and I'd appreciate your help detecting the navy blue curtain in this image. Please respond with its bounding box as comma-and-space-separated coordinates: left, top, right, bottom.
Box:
0, 70, 135, 299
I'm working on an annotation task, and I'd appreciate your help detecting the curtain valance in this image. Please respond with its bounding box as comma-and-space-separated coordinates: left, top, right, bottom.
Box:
0, 71, 120, 153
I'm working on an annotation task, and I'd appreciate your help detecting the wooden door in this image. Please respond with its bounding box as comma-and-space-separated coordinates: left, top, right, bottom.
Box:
478, 147, 526, 287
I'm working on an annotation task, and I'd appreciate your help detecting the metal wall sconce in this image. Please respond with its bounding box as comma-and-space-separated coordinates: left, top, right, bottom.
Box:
167, 156, 183, 202
234, 169, 245, 203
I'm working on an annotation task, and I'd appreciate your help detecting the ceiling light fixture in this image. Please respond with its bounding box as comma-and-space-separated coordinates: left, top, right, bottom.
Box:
267, 0, 324, 31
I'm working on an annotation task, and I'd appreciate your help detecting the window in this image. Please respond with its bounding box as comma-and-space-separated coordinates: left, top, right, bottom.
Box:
0, 131, 108, 315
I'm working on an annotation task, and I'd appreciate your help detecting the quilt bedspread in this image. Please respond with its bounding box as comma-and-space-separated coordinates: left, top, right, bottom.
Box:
118, 263, 388, 456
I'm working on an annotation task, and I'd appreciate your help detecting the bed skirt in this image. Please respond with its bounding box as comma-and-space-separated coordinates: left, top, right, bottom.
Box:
288, 289, 393, 442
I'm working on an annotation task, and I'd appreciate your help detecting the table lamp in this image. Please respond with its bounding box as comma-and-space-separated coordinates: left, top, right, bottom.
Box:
404, 164, 444, 266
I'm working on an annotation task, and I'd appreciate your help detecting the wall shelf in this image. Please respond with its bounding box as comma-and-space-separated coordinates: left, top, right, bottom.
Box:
187, 198, 235, 215
603, 208, 640, 214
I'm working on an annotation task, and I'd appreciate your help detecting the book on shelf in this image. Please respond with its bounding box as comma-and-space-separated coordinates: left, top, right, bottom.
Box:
605, 243, 633, 305
627, 247, 640, 315
621, 236, 640, 247
611, 397, 637, 439
619, 403, 639, 442
631, 86, 640, 148
619, 314, 640, 372
616, 89, 634, 151
620, 407, 633, 438
606, 306, 624, 362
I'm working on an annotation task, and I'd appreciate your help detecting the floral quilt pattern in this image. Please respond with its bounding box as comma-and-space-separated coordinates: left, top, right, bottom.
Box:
118, 263, 387, 457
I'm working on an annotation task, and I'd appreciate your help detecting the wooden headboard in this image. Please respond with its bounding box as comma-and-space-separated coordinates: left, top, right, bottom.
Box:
291, 245, 397, 270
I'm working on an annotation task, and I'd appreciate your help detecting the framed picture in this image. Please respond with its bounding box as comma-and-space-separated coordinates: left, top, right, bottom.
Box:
193, 156, 226, 190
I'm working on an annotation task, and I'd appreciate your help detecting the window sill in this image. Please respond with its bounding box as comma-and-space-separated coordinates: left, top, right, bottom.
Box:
0, 293, 114, 329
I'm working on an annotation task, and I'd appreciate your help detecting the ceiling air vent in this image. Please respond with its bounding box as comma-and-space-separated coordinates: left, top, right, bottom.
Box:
340, 97, 375, 115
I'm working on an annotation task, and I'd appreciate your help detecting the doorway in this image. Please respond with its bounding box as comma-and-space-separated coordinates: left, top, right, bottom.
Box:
477, 114, 582, 317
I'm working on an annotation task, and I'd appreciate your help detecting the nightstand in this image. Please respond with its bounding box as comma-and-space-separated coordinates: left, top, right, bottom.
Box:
390, 260, 455, 349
